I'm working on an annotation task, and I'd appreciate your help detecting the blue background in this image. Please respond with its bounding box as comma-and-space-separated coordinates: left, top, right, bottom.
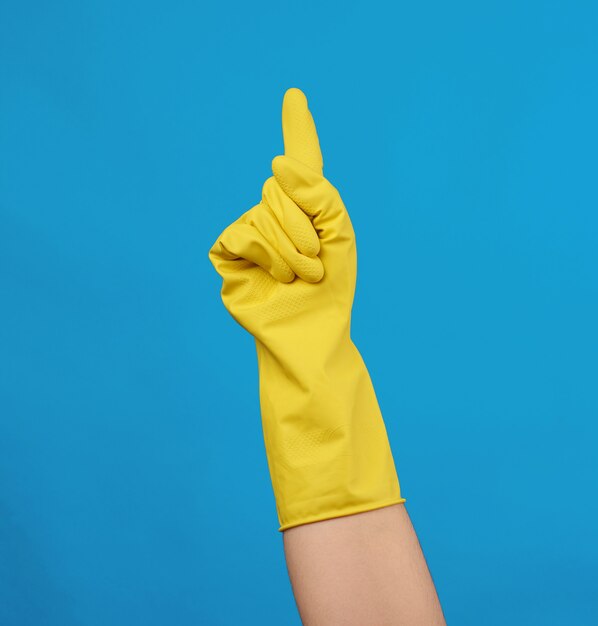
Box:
1, 1, 597, 624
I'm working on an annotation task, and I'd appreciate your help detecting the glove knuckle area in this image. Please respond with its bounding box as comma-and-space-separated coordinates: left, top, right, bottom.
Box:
256, 226, 323, 285
210, 194, 326, 287
271, 156, 350, 244
217, 220, 295, 284
262, 176, 320, 258
246, 193, 323, 284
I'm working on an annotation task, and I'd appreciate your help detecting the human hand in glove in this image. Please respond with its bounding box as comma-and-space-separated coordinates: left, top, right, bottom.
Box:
209, 88, 404, 531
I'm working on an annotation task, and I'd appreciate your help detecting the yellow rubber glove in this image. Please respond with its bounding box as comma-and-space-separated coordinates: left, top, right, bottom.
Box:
209, 88, 404, 531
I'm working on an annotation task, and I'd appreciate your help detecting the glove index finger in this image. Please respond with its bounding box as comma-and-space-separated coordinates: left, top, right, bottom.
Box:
282, 88, 324, 175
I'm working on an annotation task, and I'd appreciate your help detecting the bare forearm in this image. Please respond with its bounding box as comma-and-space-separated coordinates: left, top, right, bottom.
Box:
283, 503, 446, 626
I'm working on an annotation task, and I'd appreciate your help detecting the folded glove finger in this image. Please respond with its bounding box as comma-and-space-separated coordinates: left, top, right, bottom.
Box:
243, 203, 324, 284
262, 176, 320, 258
209, 216, 295, 283
271, 155, 349, 243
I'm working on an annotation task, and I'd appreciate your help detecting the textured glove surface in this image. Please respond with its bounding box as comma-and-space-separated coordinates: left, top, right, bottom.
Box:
209, 89, 404, 530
